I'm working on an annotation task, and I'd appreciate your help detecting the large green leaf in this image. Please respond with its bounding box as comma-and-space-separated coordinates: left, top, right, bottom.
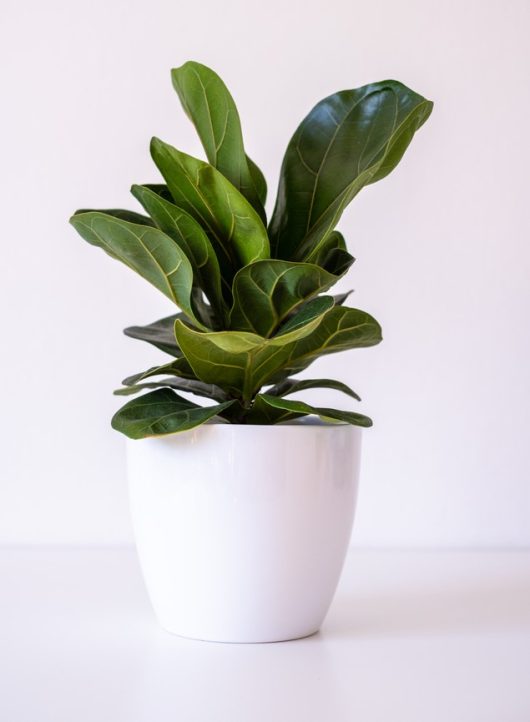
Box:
111, 388, 235, 439
174, 304, 380, 401
256, 394, 373, 427
174, 310, 326, 402
114, 377, 229, 402
131, 184, 225, 321
269, 81, 433, 260
69, 213, 206, 330
229, 259, 346, 336
267, 377, 361, 401
150, 138, 269, 274
75, 208, 155, 226
171, 61, 266, 221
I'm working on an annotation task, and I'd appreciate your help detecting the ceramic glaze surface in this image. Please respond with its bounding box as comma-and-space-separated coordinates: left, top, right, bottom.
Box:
127, 422, 362, 643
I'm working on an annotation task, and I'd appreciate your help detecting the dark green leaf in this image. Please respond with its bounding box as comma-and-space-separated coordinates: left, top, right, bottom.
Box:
122, 358, 196, 385
257, 394, 372, 427
269, 81, 433, 260
267, 377, 360, 401
123, 314, 183, 356
276, 295, 334, 336
229, 260, 345, 336
150, 138, 269, 274
111, 388, 235, 439
70, 212, 206, 329
131, 184, 225, 321
171, 61, 266, 221
247, 154, 267, 207
114, 376, 229, 402
75, 208, 155, 226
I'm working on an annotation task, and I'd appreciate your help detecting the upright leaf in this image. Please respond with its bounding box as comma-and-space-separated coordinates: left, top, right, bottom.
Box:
131, 184, 225, 320
229, 259, 346, 336
171, 61, 266, 221
69, 212, 206, 330
269, 81, 433, 260
150, 138, 269, 275
111, 388, 235, 439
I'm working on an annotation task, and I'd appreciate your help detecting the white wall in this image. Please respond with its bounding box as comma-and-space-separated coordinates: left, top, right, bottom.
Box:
1, 0, 529, 546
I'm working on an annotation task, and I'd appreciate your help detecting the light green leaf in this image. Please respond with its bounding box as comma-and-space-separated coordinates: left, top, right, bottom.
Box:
131, 184, 225, 321
269, 81, 433, 260
229, 259, 346, 336
257, 394, 372, 427
267, 377, 361, 401
70, 212, 206, 330
174, 304, 380, 401
111, 388, 235, 439
171, 61, 266, 221
174, 309, 326, 402
150, 138, 270, 274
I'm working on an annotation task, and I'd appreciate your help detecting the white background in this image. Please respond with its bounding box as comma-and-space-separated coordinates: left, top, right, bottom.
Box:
1, 0, 529, 547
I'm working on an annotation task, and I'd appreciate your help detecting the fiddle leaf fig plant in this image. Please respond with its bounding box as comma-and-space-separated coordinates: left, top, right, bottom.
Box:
70, 61, 432, 438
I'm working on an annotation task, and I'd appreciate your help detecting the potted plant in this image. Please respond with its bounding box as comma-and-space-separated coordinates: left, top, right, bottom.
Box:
70, 61, 432, 643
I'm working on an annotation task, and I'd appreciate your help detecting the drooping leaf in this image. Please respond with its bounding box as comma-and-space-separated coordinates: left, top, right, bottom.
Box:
111, 388, 235, 439
150, 138, 270, 274
122, 358, 197, 385
123, 315, 183, 356
131, 184, 225, 320
267, 377, 361, 401
69, 212, 206, 330
229, 259, 346, 336
276, 295, 334, 335
171, 61, 266, 221
269, 81, 433, 260
174, 309, 327, 401
243, 393, 307, 424
114, 377, 229, 402
257, 394, 372, 427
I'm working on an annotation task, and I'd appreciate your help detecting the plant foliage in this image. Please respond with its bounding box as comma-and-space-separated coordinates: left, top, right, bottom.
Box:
70, 61, 432, 438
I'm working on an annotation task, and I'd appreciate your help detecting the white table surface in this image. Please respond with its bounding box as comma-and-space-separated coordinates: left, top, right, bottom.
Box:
1, 548, 529, 721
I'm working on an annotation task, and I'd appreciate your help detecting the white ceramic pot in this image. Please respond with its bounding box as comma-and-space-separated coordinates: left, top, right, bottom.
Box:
126, 421, 362, 643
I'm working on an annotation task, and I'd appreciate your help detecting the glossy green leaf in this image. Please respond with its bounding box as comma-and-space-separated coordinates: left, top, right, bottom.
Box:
69, 212, 206, 330
269, 81, 433, 260
174, 304, 380, 401
257, 394, 373, 427
276, 295, 335, 336
229, 259, 345, 336
114, 376, 229, 402
174, 310, 326, 401
111, 388, 235, 439
171, 61, 266, 221
247, 155, 267, 207
150, 138, 270, 273
131, 184, 225, 320
267, 377, 360, 401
